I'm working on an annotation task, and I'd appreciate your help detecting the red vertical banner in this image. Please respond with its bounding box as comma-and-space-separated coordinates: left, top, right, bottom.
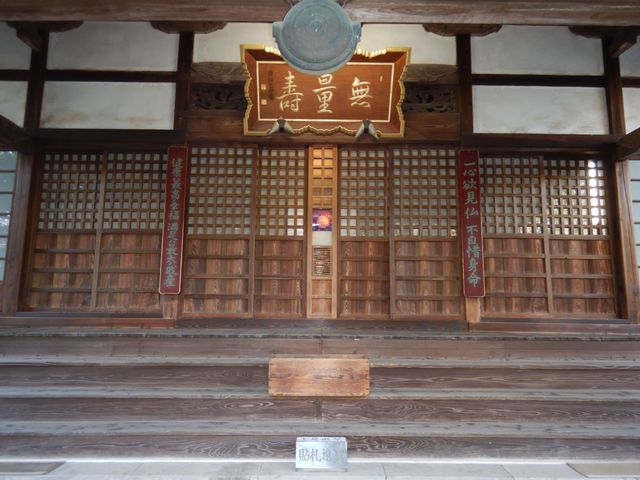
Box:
159, 146, 189, 295
457, 150, 485, 297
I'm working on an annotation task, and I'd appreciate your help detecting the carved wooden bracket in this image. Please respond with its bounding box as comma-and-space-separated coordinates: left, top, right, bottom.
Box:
150, 21, 227, 34
7, 21, 82, 50
570, 26, 640, 58
423, 23, 502, 37
0, 115, 32, 153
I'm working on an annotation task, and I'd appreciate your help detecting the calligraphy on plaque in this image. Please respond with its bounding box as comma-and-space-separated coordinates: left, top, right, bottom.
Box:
159, 146, 189, 295
457, 150, 485, 297
242, 45, 410, 137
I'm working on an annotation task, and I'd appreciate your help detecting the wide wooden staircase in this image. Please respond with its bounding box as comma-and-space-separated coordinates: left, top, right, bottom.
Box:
1, 322, 639, 460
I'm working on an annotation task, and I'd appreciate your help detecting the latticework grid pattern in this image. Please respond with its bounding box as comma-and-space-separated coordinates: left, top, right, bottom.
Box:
339, 148, 387, 238
187, 146, 254, 236
391, 147, 457, 237
102, 152, 166, 230
546, 159, 608, 236
480, 156, 544, 235
256, 148, 305, 237
38, 152, 101, 230
310, 146, 335, 211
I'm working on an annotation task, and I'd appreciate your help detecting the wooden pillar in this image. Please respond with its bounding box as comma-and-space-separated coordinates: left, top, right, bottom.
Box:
174, 32, 194, 133
2, 31, 48, 315
457, 34, 481, 324
603, 38, 639, 322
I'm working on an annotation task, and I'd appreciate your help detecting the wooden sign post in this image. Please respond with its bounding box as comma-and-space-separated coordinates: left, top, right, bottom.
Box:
458, 150, 485, 297
159, 146, 189, 295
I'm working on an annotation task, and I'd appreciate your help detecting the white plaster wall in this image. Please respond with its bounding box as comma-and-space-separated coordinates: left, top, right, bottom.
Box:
48, 22, 179, 71
0, 82, 28, 127
41, 82, 175, 129
471, 26, 603, 75
358, 25, 455, 64
195, 23, 275, 62
194, 23, 456, 64
473, 86, 609, 134
624, 88, 640, 133
0, 23, 31, 69
621, 43, 640, 77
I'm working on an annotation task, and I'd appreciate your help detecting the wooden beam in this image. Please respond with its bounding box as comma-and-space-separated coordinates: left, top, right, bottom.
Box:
617, 127, 640, 160
472, 74, 604, 88
423, 24, 501, 37
0, 115, 32, 152
191, 62, 459, 85
1, 1, 640, 26
463, 133, 621, 150
150, 21, 226, 33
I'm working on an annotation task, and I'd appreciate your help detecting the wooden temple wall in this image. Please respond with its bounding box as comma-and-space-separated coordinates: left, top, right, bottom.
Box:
0, 22, 639, 324
10, 143, 621, 322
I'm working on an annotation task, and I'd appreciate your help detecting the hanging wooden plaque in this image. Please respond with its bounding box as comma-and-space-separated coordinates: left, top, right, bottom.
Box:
242, 45, 410, 137
458, 150, 485, 297
159, 146, 189, 295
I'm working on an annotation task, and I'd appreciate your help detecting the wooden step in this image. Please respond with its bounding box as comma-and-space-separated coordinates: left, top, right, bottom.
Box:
1, 397, 637, 423
2, 433, 639, 461
3, 420, 640, 439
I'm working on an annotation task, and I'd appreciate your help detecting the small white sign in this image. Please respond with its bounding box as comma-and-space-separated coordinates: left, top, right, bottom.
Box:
295, 437, 348, 472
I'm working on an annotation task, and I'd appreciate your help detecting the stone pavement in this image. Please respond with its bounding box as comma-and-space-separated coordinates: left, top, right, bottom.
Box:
1, 461, 640, 479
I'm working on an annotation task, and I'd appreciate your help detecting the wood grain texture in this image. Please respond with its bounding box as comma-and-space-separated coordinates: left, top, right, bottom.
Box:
2, 434, 639, 460
1, 0, 640, 26
269, 357, 369, 397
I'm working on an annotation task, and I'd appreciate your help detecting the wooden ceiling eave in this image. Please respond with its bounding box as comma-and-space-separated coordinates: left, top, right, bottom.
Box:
1, 0, 640, 26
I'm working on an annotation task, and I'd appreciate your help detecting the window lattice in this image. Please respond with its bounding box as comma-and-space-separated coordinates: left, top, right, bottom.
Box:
546, 159, 608, 236
102, 152, 166, 230
256, 148, 305, 237
187, 147, 254, 236
38, 152, 101, 230
391, 147, 457, 237
480, 156, 544, 235
339, 148, 387, 237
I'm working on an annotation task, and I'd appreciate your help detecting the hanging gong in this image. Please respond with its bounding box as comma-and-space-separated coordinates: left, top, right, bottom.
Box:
272, 0, 361, 75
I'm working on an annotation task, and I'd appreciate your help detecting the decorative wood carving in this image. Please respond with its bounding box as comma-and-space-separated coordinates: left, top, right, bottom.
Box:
191, 83, 247, 111
150, 21, 226, 33
2, 1, 639, 26
190, 82, 459, 115
403, 86, 457, 113
423, 23, 501, 37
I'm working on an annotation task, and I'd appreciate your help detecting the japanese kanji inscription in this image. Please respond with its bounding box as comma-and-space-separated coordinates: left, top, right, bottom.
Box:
242, 46, 410, 137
